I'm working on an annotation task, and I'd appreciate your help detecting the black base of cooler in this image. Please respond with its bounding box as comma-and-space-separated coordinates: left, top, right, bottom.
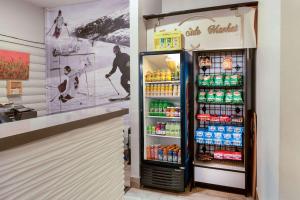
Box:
194, 182, 246, 196
141, 163, 185, 192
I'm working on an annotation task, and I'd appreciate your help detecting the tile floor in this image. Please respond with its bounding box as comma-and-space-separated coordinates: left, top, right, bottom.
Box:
124, 188, 253, 200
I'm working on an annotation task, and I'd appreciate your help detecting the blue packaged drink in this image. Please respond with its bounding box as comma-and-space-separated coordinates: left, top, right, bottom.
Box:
168, 150, 173, 162
214, 132, 223, 139
204, 131, 213, 139
223, 133, 232, 140
158, 149, 163, 161
217, 126, 226, 132
233, 127, 244, 133
173, 150, 178, 163
208, 126, 217, 132
226, 126, 235, 133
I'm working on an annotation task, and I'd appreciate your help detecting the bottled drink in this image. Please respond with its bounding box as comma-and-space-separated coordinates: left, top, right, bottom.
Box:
146, 146, 151, 160
177, 84, 180, 96
163, 148, 168, 161
168, 150, 173, 162
178, 150, 181, 164
163, 101, 168, 116
171, 71, 175, 81
155, 70, 160, 82
158, 101, 164, 116
158, 148, 163, 161
173, 150, 178, 163
161, 122, 166, 135
161, 70, 166, 81
150, 145, 155, 160
149, 84, 153, 96
175, 69, 180, 81
169, 84, 173, 96
160, 84, 165, 96
151, 125, 155, 134
154, 145, 159, 160
154, 101, 159, 116
166, 70, 171, 81
173, 84, 178, 96
149, 101, 154, 116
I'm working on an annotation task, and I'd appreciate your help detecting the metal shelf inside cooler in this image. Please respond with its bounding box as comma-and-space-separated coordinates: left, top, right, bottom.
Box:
146, 134, 181, 139
194, 159, 245, 172
145, 80, 181, 84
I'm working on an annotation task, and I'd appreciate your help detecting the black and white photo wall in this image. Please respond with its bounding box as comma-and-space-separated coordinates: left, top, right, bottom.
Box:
45, 0, 130, 114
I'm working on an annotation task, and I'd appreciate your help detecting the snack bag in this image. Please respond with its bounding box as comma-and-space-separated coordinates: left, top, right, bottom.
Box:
232, 90, 243, 104
201, 75, 212, 86
214, 74, 224, 86
198, 74, 203, 86
225, 90, 233, 104
230, 74, 242, 86
198, 91, 206, 103
222, 56, 233, 70
198, 56, 211, 68
206, 90, 215, 103
224, 75, 231, 86
215, 90, 225, 103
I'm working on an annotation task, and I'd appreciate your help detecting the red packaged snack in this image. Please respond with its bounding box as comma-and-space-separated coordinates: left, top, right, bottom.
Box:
214, 150, 224, 160
219, 115, 231, 123
223, 151, 233, 160
210, 115, 220, 122
231, 116, 244, 123
231, 152, 242, 161
197, 114, 211, 122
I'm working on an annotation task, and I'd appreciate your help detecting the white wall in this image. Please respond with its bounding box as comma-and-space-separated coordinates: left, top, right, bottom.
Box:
280, 1, 300, 200
0, 0, 44, 43
0, 0, 47, 116
162, 0, 254, 13
129, 0, 162, 180
256, 0, 281, 199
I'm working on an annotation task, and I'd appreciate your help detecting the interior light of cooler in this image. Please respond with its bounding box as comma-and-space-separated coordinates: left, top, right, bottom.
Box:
165, 54, 180, 64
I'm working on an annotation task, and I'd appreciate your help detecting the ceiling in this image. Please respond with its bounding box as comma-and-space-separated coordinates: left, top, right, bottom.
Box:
23, 0, 96, 8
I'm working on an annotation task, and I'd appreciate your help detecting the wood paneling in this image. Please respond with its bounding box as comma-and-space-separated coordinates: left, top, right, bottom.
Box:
0, 37, 47, 116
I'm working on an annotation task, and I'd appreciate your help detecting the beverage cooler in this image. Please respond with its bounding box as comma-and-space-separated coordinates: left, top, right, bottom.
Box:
192, 49, 255, 194
139, 50, 191, 192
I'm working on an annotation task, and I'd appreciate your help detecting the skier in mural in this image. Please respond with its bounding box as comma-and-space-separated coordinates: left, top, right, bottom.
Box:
105, 45, 130, 100
54, 58, 91, 103
52, 10, 68, 39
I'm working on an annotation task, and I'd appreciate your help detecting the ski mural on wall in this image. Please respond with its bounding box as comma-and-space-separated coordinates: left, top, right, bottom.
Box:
45, 0, 130, 114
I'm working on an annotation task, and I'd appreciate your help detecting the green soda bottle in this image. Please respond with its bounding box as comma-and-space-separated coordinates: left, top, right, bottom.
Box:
149, 101, 154, 116
154, 101, 159, 116
158, 100, 164, 116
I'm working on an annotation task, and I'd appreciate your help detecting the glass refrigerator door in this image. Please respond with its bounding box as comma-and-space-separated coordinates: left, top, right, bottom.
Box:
142, 53, 182, 165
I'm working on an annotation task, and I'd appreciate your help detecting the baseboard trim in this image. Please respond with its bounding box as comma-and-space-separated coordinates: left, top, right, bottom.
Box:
130, 177, 140, 189
256, 188, 259, 200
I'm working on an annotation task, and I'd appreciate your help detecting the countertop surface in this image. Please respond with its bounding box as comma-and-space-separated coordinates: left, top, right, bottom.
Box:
0, 104, 129, 140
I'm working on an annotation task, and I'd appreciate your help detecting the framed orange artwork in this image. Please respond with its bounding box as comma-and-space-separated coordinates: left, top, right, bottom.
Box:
0, 49, 30, 80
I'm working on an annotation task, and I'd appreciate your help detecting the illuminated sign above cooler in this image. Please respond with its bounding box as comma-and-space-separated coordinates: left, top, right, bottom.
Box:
146, 7, 257, 51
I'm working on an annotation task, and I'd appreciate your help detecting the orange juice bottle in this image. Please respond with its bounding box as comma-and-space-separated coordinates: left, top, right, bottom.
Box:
157, 70, 162, 82
161, 84, 165, 96
149, 85, 152, 96
166, 70, 172, 81
145, 85, 149, 96
168, 84, 173, 96
152, 70, 157, 82
158, 84, 161, 96
149, 71, 153, 82
145, 71, 150, 82
161, 70, 166, 81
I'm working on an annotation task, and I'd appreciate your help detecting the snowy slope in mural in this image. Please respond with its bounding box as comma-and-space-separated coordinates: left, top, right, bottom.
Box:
46, 0, 129, 114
